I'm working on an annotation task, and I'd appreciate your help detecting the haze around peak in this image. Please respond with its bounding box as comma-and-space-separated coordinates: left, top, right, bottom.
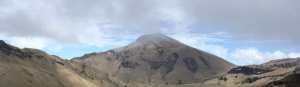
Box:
134, 33, 184, 47
1, 0, 300, 65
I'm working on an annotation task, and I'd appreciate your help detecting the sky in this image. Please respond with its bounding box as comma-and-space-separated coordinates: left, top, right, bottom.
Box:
0, 0, 300, 65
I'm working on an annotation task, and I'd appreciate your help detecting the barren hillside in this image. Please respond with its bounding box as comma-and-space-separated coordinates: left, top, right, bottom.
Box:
0, 40, 124, 87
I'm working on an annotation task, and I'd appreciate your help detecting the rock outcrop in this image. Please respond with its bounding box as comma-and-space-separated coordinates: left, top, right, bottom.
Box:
228, 66, 274, 75
183, 57, 198, 73
263, 73, 300, 87
293, 66, 300, 74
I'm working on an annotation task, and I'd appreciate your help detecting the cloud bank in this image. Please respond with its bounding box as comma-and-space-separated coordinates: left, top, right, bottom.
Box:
231, 48, 300, 65
1, 0, 300, 65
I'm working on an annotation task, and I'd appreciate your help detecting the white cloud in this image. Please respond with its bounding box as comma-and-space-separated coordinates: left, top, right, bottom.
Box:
230, 47, 300, 65
172, 34, 228, 59
206, 45, 228, 59
0, 0, 299, 62
175, 35, 228, 59
9, 37, 49, 49
2, 36, 63, 52
288, 52, 300, 58
77, 23, 143, 47
48, 45, 63, 52
167, 23, 228, 59
0, 33, 8, 40
1, 0, 300, 46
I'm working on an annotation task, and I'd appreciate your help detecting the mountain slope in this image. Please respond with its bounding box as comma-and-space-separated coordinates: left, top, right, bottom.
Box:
263, 73, 300, 87
72, 33, 236, 84
0, 40, 124, 87
204, 58, 300, 86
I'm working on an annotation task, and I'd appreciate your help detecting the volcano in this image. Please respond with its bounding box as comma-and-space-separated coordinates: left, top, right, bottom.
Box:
72, 33, 236, 84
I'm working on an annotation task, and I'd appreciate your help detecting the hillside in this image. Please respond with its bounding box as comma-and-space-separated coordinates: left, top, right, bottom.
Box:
0, 40, 124, 87
72, 33, 236, 84
263, 73, 300, 87
204, 58, 300, 86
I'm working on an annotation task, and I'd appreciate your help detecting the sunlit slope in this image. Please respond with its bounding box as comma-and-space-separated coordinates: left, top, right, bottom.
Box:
0, 40, 124, 87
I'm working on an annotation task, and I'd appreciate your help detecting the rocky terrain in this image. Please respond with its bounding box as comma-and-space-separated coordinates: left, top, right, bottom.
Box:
263, 73, 300, 87
72, 33, 236, 84
0, 40, 124, 87
204, 58, 300, 86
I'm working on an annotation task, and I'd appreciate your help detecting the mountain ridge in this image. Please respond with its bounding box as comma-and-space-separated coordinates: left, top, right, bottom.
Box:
0, 40, 125, 87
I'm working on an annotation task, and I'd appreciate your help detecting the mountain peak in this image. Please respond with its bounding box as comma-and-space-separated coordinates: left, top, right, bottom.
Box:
0, 40, 12, 51
136, 33, 170, 42
0, 40, 6, 45
134, 33, 184, 48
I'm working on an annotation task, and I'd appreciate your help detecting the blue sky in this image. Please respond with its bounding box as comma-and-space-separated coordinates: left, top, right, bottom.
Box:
1, 0, 300, 65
